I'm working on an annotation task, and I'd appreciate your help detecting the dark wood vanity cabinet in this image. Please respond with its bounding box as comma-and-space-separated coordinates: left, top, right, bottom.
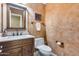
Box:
22, 44, 33, 56
0, 48, 22, 56
0, 38, 34, 56
22, 39, 34, 56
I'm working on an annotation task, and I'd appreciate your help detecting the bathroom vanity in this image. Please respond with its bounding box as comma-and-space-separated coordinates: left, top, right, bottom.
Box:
0, 35, 34, 56
0, 3, 35, 56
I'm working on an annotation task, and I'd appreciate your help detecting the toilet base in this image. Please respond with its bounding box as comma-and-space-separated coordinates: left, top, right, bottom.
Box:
34, 50, 57, 56
38, 51, 52, 56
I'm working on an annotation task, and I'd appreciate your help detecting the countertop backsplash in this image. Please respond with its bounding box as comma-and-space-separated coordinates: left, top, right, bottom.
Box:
0, 30, 30, 37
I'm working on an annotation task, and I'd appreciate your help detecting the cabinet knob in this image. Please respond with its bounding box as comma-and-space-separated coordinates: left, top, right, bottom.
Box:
0, 50, 2, 52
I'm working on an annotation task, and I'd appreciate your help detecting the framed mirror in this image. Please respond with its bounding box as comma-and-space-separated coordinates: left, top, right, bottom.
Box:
7, 3, 26, 30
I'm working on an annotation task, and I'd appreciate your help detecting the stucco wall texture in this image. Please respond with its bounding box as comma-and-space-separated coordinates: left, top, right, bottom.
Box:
45, 4, 79, 56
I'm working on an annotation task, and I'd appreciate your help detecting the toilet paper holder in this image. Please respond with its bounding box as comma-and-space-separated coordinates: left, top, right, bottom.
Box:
56, 41, 64, 48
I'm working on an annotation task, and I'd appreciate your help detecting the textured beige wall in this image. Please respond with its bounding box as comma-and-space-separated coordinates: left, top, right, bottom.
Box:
26, 3, 46, 38
45, 4, 79, 56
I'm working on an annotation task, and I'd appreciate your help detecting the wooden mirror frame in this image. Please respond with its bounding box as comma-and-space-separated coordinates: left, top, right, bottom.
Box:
6, 3, 27, 30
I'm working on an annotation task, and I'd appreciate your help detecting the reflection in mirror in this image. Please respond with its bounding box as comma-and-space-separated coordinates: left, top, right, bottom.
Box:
10, 13, 23, 28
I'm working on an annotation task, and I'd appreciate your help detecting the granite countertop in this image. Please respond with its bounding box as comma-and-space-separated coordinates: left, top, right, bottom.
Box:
0, 35, 35, 42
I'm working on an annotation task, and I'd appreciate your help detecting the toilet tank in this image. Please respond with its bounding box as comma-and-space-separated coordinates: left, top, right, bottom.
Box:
35, 37, 44, 48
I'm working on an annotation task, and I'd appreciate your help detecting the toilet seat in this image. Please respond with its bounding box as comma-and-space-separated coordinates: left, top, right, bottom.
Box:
38, 45, 52, 52
37, 45, 52, 56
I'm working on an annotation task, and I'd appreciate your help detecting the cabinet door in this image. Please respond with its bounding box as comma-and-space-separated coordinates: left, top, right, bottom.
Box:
0, 48, 22, 56
22, 44, 34, 56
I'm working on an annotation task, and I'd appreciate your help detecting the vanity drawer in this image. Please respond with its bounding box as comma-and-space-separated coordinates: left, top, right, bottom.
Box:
0, 40, 22, 49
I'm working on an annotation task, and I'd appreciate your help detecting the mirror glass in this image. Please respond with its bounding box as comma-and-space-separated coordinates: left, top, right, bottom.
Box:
10, 13, 23, 28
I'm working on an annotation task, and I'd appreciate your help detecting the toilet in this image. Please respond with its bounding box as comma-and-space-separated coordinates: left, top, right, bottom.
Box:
35, 37, 52, 56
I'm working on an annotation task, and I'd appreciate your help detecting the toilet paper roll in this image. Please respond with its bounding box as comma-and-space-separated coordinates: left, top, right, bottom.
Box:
57, 41, 61, 45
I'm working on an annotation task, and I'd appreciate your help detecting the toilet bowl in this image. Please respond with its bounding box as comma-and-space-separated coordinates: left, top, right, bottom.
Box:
38, 45, 52, 56
35, 38, 52, 56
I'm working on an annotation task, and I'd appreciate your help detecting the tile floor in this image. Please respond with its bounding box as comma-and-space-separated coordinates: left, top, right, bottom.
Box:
34, 51, 57, 56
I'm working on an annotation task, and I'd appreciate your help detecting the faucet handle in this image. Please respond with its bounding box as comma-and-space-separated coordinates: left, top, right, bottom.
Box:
16, 31, 19, 36
12, 32, 15, 36
20, 32, 22, 35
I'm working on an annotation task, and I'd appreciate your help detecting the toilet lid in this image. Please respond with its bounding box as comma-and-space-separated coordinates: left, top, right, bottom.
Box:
38, 45, 52, 52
